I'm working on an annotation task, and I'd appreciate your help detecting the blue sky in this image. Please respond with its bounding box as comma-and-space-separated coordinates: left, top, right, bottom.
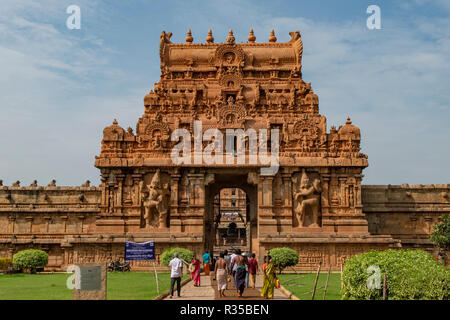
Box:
0, 0, 449, 186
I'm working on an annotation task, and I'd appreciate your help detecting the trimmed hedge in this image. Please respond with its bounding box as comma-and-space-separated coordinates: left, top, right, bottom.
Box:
342, 249, 449, 300
0, 257, 13, 272
13, 249, 48, 273
161, 247, 194, 267
269, 247, 299, 272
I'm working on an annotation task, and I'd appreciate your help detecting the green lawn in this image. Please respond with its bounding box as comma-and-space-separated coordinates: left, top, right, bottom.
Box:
0, 271, 188, 300
278, 273, 342, 300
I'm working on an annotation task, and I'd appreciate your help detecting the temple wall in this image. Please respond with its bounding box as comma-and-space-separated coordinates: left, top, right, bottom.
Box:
1, 184, 448, 271
362, 184, 450, 254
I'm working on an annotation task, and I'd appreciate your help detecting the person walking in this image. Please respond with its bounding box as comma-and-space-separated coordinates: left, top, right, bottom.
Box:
191, 256, 201, 287
248, 253, 259, 289
202, 251, 211, 275
261, 255, 277, 299
230, 249, 247, 297
229, 249, 238, 286
242, 252, 249, 287
169, 252, 183, 298
214, 252, 229, 297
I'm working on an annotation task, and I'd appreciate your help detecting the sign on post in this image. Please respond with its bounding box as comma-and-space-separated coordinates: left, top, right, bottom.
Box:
125, 241, 155, 261
124, 241, 159, 295
73, 263, 107, 300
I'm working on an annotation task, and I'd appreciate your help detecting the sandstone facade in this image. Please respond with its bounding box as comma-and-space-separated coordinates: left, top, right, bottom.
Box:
0, 29, 448, 271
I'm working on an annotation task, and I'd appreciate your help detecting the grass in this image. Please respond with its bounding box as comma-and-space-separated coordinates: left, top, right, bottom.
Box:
0, 271, 189, 300
278, 272, 342, 300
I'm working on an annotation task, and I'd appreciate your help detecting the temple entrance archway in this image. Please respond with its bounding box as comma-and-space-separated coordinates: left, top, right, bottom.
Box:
204, 173, 257, 257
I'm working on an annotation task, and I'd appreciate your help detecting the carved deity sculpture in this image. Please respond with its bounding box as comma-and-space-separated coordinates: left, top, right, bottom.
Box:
293, 169, 322, 227
141, 169, 170, 228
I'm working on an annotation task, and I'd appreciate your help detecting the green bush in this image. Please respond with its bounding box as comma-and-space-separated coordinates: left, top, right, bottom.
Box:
269, 247, 299, 272
430, 213, 450, 250
13, 249, 48, 273
342, 249, 449, 300
161, 247, 194, 267
0, 257, 13, 271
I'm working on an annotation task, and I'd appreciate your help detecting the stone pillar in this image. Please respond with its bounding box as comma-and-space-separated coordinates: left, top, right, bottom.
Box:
355, 174, 363, 209
131, 174, 143, 206
8, 216, 16, 234
321, 174, 330, 213
26, 216, 33, 233
169, 171, 181, 233
116, 175, 124, 214
258, 175, 277, 235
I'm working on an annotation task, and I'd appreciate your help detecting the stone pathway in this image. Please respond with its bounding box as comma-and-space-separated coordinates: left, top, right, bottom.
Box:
166, 275, 215, 300
164, 273, 288, 300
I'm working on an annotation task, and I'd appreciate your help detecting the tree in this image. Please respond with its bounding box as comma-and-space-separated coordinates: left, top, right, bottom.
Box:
13, 249, 48, 273
430, 213, 450, 250
269, 247, 299, 273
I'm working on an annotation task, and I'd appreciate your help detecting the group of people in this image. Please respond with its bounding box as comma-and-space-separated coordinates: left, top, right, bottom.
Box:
168, 249, 279, 299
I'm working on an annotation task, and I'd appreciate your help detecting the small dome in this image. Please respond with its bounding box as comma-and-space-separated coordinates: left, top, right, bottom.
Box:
103, 119, 125, 141
338, 117, 360, 138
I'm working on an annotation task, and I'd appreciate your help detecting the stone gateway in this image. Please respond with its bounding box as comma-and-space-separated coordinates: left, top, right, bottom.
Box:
0, 29, 448, 271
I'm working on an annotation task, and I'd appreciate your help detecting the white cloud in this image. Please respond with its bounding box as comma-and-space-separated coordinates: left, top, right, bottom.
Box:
0, 0, 449, 186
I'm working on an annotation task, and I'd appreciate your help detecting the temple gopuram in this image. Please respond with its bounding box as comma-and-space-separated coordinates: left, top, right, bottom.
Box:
0, 29, 448, 271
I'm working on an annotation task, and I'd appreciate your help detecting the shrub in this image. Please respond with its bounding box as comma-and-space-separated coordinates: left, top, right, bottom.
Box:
161, 247, 194, 267
430, 213, 450, 250
0, 257, 13, 272
269, 247, 299, 272
342, 249, 449, 300
13, 249, 48, 273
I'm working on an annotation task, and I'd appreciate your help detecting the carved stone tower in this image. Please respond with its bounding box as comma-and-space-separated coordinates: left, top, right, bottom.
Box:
94, 29, 394, 268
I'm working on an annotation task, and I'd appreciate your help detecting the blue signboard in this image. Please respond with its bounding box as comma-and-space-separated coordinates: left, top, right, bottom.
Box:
124, 241, 155, 261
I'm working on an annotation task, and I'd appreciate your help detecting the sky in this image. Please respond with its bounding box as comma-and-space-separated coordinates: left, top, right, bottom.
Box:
0, 0, 449, 186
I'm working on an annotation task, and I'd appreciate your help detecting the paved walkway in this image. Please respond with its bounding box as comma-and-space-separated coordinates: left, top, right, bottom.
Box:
165, 273, 288, 300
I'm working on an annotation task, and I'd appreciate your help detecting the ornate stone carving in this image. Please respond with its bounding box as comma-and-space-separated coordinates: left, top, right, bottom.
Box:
218, 96, 246, 127
293, 170, 322, 227
140, 170, 170, 228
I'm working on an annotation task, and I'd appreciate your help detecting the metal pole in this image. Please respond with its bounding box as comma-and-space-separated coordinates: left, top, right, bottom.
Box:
153, 260, 160, 295
311, 261, 322, 300
322, 264, 331, 300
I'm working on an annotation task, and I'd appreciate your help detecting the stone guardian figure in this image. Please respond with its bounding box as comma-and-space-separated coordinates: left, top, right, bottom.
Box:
293, 169, 322, 227
141, 169, 169, 228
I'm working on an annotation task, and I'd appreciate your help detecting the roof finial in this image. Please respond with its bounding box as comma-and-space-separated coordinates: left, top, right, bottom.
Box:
185, 29, 193, 43
206, 29, 214, 43
227, 29, 235, 44
113, 119, 118, 125
248, 29, 256, 43
269, 29, 277, 43
346, 117, 352, 124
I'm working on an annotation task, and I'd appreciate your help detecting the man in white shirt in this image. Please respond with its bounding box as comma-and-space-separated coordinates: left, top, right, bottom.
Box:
169, 252, 183, 298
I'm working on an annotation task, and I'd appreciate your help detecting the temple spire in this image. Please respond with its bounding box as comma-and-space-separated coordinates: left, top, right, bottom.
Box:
269, 29, 277, 43
226, 29, 235, 44
185, 29, 193, 43
206, 29, 214, 43
248, 29, 256, 43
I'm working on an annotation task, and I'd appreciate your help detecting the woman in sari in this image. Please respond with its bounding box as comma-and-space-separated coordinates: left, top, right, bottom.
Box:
261, 255, 277, 299
191, 256, 201, 287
